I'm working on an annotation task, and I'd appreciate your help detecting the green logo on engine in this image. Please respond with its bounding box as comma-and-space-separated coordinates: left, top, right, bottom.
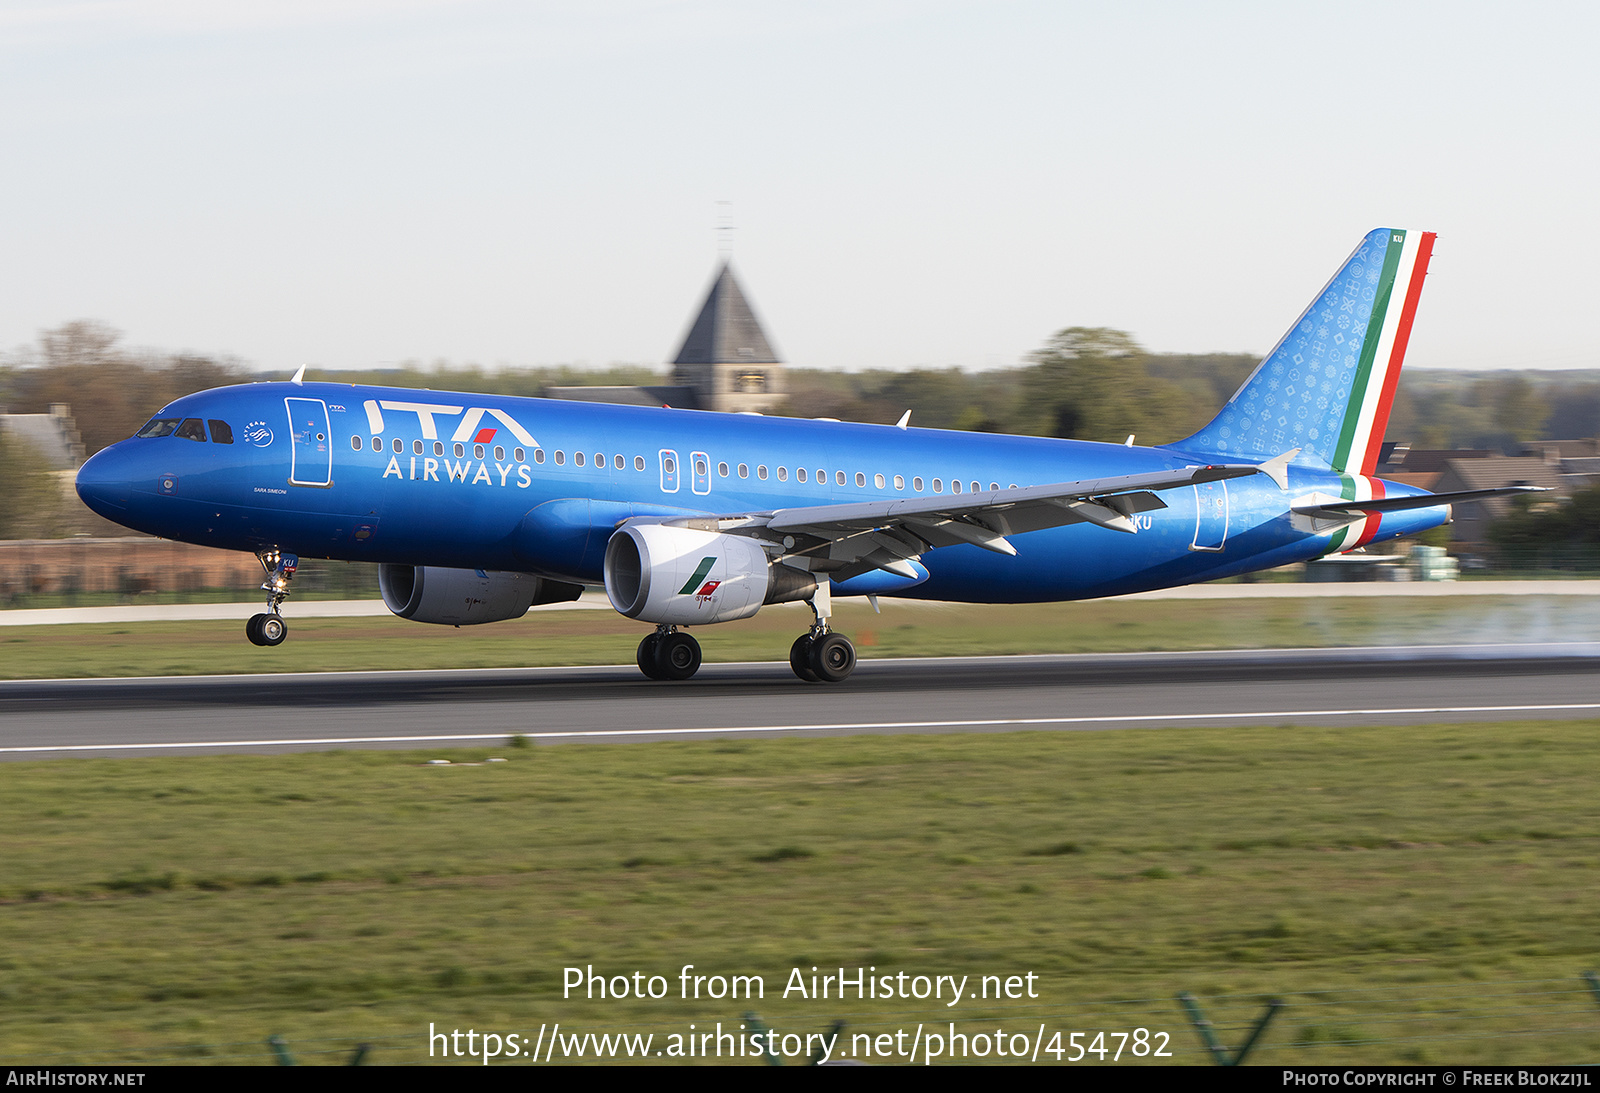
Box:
677, 556, 717, 596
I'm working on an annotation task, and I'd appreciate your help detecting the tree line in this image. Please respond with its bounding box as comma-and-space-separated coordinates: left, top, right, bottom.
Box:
3, 319, 1597, 540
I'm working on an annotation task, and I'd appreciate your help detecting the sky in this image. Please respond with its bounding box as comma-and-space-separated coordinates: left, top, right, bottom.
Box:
0, 0, 1596, 375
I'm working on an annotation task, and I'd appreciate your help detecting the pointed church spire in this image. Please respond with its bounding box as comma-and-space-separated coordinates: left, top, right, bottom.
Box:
670, 262, 786, 413
672, 262, 780, 365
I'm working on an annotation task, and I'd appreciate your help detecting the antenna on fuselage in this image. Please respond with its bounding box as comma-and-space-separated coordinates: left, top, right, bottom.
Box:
290, 365, 306, 386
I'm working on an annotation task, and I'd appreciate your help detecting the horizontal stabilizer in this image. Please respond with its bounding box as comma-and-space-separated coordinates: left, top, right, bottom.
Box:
1292, 486, 1548, 521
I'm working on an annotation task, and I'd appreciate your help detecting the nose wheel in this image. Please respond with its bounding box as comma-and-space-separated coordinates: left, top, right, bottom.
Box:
636, 627, 702, 681
246, 613, 288, 646
245, 549, 298, 647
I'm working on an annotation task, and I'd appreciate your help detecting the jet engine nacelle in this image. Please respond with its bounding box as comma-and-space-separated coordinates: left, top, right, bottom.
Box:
379, 564, 581, 625
604, 523, 815, 625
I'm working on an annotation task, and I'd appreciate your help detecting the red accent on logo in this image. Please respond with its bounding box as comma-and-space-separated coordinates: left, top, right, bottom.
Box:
474, 427, 497, 444
694, 580, 721, 603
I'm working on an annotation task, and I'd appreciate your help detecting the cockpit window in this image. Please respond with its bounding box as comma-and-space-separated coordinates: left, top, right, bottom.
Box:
175, 418, 207, 442
136, 418, 180, 438
208, 420, 234, 444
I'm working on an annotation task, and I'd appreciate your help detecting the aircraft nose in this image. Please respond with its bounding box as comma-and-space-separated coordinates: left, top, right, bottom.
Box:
75, 446, 132, 516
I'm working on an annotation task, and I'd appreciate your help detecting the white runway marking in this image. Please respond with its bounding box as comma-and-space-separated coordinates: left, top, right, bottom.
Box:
7, 702, 1600, 754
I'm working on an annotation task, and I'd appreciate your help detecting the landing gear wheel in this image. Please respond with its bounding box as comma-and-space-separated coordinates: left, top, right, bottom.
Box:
655, 632, 702, 681
809, 633, 856, 683
789, 634, 819, 682
636, 633, 664, 679
246, 613, 268, 646
257, 614, 287, 647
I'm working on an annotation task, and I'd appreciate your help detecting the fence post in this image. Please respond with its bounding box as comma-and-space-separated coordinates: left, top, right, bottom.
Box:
1177, 992, 1282, 1065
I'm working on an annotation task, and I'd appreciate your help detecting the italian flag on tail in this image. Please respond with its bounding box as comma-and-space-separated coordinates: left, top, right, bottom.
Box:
1174, 228, 1436, 478
1332, 229, 1434, 478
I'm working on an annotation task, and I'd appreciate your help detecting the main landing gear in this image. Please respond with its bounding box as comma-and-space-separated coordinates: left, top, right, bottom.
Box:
789, 578, 856, 684
246, 549, 298, 647
637, 626, 703, 681
631, 581, 857, 685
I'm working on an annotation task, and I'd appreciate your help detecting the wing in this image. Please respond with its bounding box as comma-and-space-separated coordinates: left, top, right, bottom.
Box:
635, 462, 1270, 581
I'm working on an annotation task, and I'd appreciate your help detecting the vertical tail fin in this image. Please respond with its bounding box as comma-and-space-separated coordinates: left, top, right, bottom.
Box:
1173, 228, 1435, 474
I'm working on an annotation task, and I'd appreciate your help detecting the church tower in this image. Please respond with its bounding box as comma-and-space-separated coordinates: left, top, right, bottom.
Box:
670, 262, 787, 413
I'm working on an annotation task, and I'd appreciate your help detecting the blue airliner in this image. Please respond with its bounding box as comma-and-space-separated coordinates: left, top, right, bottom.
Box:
75, 229, 1535, 682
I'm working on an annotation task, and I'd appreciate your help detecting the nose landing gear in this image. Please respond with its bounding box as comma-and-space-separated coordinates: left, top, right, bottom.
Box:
246, 550, 298, 647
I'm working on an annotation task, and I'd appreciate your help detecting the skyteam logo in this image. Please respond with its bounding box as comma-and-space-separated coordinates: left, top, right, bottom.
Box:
243, 420, 274, 447
678, 557, 720, 605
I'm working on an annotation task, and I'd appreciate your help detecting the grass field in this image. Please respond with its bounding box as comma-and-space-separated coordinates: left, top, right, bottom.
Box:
2, 721, 1599, 1065
3, 592, 1597, 679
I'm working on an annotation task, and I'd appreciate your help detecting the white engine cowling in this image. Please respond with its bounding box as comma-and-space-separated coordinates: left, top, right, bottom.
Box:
605, 523, 811, 625
379, 565, 579, 625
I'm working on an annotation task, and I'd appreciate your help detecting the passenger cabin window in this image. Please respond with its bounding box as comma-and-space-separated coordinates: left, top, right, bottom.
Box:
534, 449, 545, 464
135, 418, 180, 438
494, 445, 505, 461
757, 465, 768, 480
372, 437, 382, 452
414, 440, 424, 455
350, 436, 362, 451
554, 451, 565, 465
635, 456, 646, 471
208, 420, 233, 444
393, 438, 403, 453
514, 448, 525, 462
614, 454, 624, 470
777, 466, 787, 481
176, 418, 207, 442
434, 441, 445, 456
574, 451, 585, 467
797, 468, 808, 483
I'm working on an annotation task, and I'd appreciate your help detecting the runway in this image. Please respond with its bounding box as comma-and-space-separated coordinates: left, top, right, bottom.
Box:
2, 643, 1597, 759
